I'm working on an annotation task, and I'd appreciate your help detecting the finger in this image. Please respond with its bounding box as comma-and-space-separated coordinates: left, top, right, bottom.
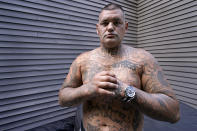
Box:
98, 88, 115, 96
98, 82, 118, 89
99, 71, 116, 77
99, 75, 117, 84
97, 71, 110, 75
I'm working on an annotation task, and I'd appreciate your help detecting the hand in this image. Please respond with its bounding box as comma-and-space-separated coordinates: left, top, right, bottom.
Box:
86, 71, 119, 97
114, 79, 127, 98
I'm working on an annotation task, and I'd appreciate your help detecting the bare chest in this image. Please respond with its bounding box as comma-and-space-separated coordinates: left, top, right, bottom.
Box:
82, 59, 143, 89
82, 58, 144, 130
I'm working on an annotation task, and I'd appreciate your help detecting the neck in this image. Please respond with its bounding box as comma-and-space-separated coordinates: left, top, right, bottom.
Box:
100, 45, 122, 57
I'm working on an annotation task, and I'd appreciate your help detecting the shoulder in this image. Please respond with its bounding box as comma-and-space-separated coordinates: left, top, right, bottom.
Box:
124, 45, 155, 62
137, 48, 155, 61
73, 48, 99, 66
136, 49, 160, 72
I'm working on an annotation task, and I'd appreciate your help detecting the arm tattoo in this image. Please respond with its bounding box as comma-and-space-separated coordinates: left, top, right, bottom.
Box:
157, 97, 168, 110
139, 51, 179, 122
143, 59, 173, 97
64, 60, 82, 88
157, 71, 169, 87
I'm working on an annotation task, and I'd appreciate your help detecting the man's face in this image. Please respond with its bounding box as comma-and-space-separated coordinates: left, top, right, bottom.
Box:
96, 9, 128, 49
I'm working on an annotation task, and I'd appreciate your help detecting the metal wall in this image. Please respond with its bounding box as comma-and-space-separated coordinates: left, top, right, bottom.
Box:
0, 0, 137, 130
137, 0, 197, 109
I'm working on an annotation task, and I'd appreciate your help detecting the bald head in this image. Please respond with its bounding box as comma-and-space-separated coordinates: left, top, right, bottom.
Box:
101, 3, 124, 13
99, 3, 125, 21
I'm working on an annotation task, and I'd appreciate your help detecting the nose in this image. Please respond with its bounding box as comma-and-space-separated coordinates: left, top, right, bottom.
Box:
107, 22, 114, 32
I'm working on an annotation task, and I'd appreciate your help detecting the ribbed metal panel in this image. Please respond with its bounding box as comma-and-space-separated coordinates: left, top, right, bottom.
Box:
0, 0, 137, 130
137, 0, 197, 109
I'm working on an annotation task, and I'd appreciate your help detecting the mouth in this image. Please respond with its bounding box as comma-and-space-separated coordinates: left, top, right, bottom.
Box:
105, 34, 116, 38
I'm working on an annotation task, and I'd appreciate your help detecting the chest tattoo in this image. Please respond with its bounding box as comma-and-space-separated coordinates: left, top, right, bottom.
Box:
112, 60, 138, 70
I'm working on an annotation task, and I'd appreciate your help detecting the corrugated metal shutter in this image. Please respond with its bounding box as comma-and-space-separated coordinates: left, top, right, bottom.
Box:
137, 0, 197, 109
0, 0, 137, 130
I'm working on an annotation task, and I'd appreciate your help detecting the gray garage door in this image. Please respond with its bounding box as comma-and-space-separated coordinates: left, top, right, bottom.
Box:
0, 0, 137, 130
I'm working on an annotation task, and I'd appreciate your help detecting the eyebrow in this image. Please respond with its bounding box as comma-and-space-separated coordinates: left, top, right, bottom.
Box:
101, 17, 121, 22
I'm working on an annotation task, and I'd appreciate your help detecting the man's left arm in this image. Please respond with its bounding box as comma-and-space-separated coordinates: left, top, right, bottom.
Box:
133, 53, 180, 123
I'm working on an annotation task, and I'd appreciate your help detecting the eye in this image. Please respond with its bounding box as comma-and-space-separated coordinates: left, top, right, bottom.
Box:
101, 21, 108, 26
113, 21, 121, 26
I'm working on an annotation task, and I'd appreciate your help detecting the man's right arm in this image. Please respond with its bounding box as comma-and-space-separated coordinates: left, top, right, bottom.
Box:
59, 84, 90, 107
59, 56, 118, 107
59, 58, 86, 107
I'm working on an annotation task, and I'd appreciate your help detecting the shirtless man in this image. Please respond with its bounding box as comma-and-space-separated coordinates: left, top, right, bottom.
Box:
59, 3, 180, 131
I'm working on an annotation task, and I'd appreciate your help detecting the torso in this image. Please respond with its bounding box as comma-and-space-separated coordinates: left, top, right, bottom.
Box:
80, 45, 145, 131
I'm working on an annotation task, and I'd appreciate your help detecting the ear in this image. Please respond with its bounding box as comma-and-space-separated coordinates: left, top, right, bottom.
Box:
96, 23, 99, 35
125, 21, 128, 31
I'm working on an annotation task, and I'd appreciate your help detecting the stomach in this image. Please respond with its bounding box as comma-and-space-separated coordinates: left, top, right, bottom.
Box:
82, 97, 143, 131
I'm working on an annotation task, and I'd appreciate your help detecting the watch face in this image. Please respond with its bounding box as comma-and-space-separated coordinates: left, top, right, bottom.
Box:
126, 86, 135, 98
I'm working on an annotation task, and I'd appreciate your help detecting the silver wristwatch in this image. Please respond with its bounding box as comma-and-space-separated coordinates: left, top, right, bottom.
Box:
123, 86, 136, 102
